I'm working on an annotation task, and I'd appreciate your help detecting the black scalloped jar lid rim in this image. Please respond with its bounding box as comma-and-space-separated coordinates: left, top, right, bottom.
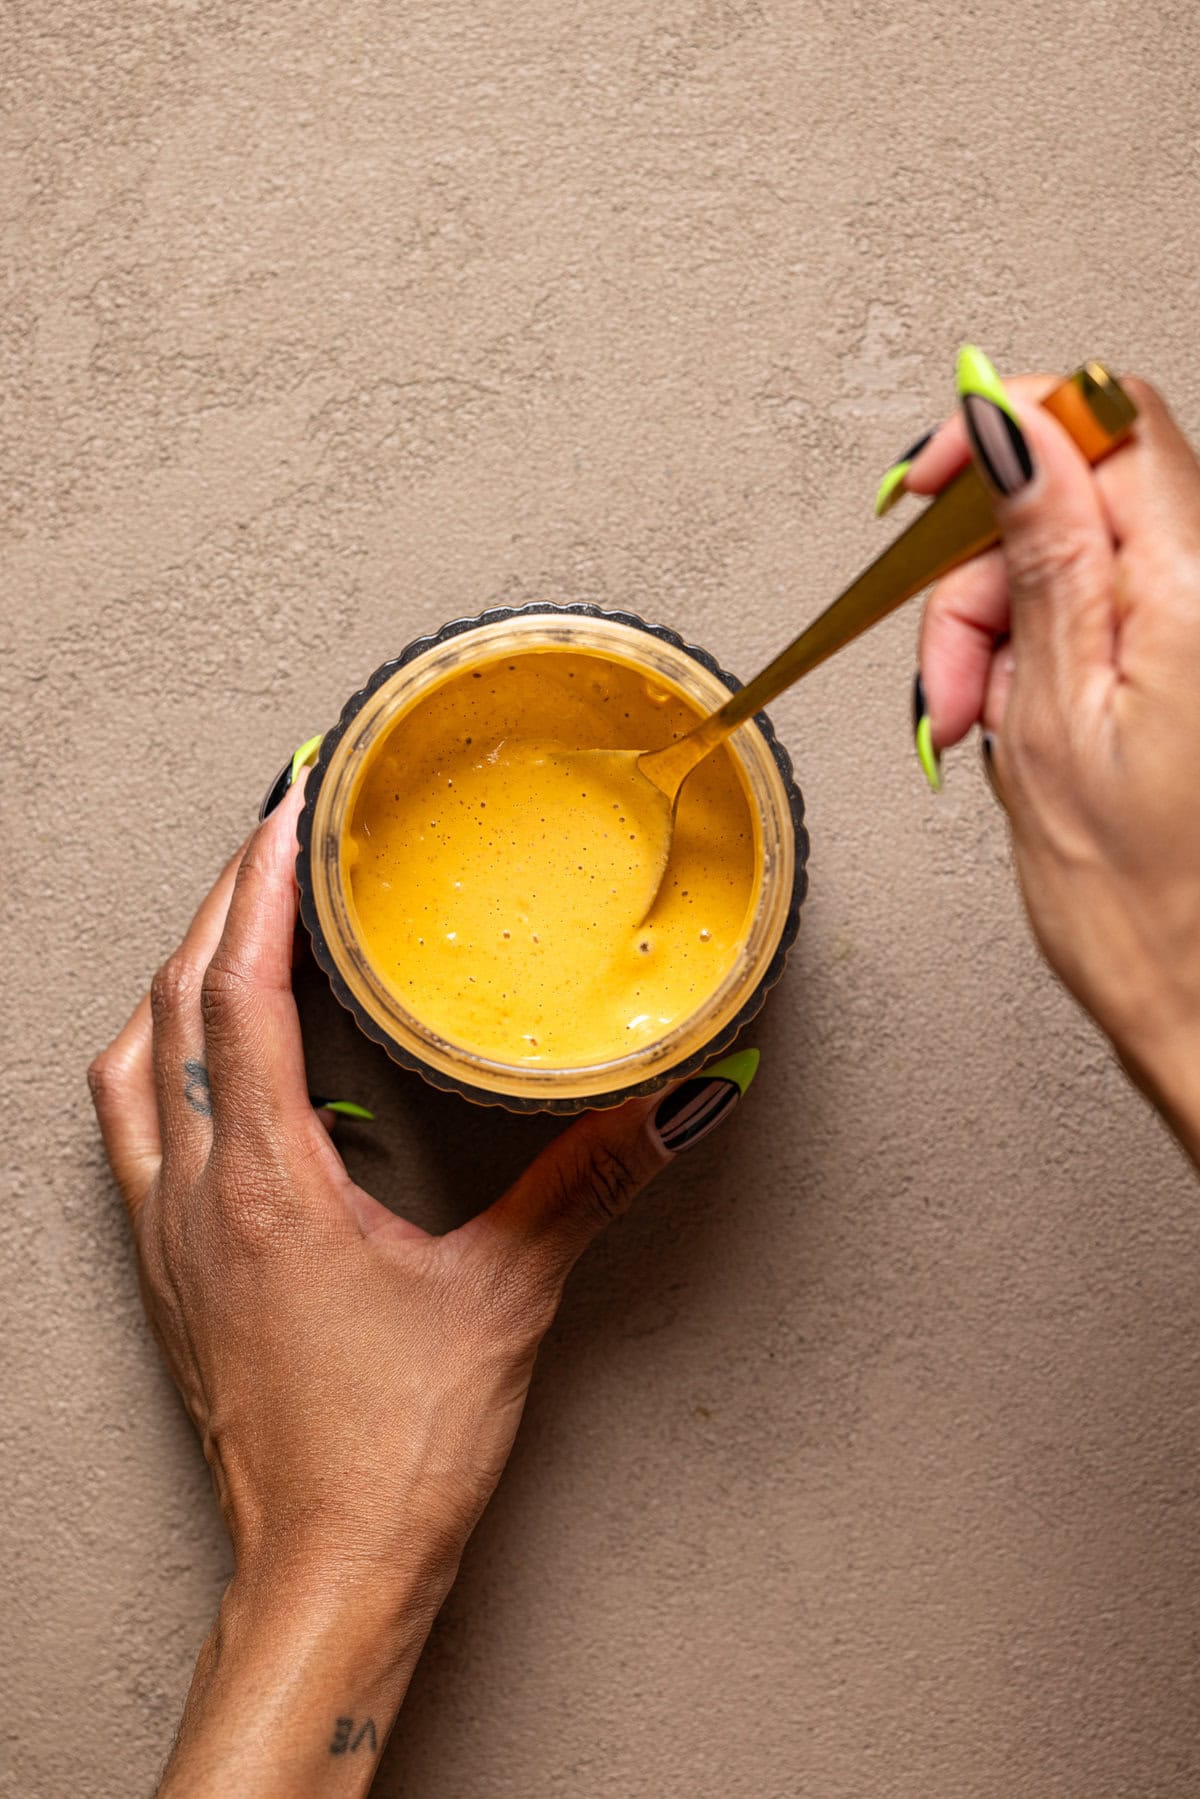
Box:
295, 601, 809, 1115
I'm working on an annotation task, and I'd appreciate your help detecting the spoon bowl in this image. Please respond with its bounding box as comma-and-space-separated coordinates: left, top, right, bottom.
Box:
534, 745, 675, 924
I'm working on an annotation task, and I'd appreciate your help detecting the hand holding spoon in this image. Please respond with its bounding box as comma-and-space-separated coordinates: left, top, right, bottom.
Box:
569, 362, 1138, 917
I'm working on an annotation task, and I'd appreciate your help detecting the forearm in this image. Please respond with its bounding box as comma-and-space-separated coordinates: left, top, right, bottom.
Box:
158, 1555, 458, 1798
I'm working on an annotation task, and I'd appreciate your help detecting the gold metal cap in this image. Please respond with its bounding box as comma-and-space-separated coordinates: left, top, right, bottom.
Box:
1041, 362, 1138, 460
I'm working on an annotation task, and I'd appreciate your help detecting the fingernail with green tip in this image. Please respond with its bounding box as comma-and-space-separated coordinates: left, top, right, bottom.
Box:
310, 1096, 375, 1121
259, 734, 325, 821
874, 429, 934, 517
290, 733, 324, 784
648, 1048, 760, 1156
956, 345, 1033, 498
703, 1048, 760, 1093
913, 673, 941, 792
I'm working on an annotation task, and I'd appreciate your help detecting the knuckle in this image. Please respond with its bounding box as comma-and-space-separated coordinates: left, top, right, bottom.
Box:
86, 1050, 122, 1103
199, 951, 254, 1028
1007, 524, 1095, 603
231, 846, 272, 908
553, 1137, 640, 1232
151, 953, 200, 1025
586, 1142, 641, 1224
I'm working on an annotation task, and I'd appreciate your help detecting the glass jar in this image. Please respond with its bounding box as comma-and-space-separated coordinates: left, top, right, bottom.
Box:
295, 603, 808, 1113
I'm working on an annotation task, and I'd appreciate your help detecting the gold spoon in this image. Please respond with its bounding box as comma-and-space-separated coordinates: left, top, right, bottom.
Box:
570, 362, 1138, 917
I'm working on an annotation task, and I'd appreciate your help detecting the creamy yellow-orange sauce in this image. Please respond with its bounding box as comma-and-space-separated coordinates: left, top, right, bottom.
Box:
344, 648, 758, 1066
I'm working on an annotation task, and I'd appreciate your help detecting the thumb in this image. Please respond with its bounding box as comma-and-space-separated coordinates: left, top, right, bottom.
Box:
473, 1049, 761, 1285
958, 346, 1118, 708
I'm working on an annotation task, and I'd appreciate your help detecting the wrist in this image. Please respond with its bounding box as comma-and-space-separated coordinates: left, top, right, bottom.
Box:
1110, 1003, 1200, 1170
227, 1530, 462, 1645
159, 1548, 461, 1797
1059, 918, 1200, 1169
220, 1558, 450, 1689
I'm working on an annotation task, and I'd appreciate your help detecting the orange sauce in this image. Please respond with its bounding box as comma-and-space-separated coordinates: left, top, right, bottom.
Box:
345, 647, 757, 1066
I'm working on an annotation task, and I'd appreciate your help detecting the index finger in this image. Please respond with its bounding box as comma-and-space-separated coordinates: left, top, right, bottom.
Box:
89, 841, 248, 1223
902, 372, 1060, 500
198, 774, 317, 1148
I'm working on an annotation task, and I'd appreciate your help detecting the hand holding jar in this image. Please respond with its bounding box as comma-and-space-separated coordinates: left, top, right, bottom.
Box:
86, 773, 758, 1797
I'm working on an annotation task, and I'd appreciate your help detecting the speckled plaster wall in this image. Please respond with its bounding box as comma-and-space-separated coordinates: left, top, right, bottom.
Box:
4, 3, 1200, 1794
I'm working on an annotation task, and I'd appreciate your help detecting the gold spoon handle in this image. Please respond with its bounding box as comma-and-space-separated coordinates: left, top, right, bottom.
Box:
640, 362, 1138, 797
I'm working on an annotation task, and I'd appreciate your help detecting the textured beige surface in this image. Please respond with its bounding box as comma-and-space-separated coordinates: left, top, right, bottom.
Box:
4, 3, 1200, 1794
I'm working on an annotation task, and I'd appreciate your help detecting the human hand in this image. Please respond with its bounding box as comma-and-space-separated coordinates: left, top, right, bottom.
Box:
886, 349, 1200, 1162
87, 774, 758, 1796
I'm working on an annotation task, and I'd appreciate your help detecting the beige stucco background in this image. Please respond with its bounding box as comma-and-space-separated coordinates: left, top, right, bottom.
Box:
5, 2, 1200, 1793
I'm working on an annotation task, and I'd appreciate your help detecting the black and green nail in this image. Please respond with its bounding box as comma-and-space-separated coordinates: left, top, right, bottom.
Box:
259, 734, 324, 821
874, 430, 935, 517
649, 1049, 759, 1155
913, 673, 941, 793
957, 346, 1033, 498
310, 1095, 375, 1121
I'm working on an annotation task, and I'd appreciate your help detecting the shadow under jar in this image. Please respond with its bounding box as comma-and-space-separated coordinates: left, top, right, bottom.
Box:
296, 603, 808, 1114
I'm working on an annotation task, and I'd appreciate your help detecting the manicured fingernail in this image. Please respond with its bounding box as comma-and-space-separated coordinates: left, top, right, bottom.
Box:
874, 430, 935, 517
259, 734, 325, 820
648, 1048, 759, 1156
956, 345, 1034, 498
290, 734, 324, 783
913, 673, 941, 793
309, 1095, 375, 1121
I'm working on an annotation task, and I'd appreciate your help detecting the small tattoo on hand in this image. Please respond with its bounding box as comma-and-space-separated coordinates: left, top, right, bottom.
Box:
329, 1716, 377, 1755
182, 1060, 212, 1117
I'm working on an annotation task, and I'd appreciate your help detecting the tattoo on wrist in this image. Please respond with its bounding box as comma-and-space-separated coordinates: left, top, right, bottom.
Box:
183, 1059, 212, 1117
329, 1716, 377, 1756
